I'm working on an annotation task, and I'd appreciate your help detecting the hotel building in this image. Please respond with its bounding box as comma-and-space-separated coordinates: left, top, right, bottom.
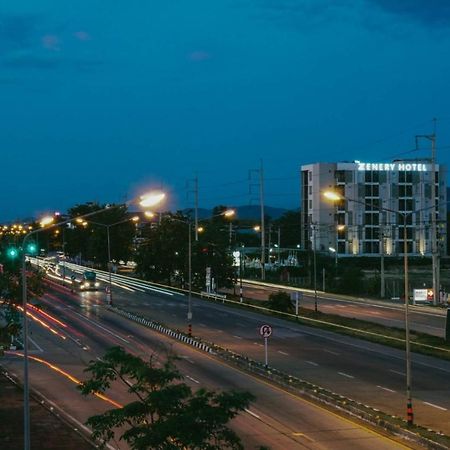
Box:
300, 160, 447, 256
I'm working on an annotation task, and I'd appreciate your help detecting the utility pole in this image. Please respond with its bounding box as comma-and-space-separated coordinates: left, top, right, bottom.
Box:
186, 176, 199, 241
259, 159, 266, 280
249, 161, 266, 280
380, 212, 385, 298
416, 121, 439, 304
277, 227, 281, 265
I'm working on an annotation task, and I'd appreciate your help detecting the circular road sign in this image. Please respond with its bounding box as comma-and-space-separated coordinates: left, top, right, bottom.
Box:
259, 324, 272, 338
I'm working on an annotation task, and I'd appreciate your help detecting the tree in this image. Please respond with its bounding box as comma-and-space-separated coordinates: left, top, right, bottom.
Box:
65, 202, 135, 267
79, 346, 254, 449
266, 291, 294, 313
272, 210, 301, 248
135, 212, 236, 289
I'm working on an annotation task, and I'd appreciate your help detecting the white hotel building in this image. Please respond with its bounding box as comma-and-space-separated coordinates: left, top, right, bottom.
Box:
300, 160, 447, 257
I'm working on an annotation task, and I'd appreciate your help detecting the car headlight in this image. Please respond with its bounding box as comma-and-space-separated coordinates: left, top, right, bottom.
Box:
95, 282, 100, 287
84, 282, 90, 288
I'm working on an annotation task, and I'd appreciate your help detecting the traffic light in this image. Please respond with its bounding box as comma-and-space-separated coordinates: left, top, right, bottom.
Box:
26, 243, 37, 255
6, 247, 19, 259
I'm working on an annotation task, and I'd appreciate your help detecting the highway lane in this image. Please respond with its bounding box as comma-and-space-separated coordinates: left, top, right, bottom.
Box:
2, 283, 408, 449
249, 280, 447, 335
238, 281, 447, 338
43, 270, 450, 436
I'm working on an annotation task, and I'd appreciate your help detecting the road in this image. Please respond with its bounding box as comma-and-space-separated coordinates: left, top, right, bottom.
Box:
1, 277, 408, 449
237, 279, 447, 338
46, 262, 450, 435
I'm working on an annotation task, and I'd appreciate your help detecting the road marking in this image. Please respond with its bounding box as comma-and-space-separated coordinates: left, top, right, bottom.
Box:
377, 385, 396, 393
233, 335, 242, 340
28, 336, 44, 352
186, 375, 200, 384
338, 372, 354, 379
253, 342, 264, 347
199, 323, 207, 327
245, 408, 261, 419
305, 361, 318, 366
389, 369, 406, 377
323, 349, 340, 356
423, 402, 447, 411
72, 311, 130, 344
277, 350, 289, 356
216, 329, 223, 333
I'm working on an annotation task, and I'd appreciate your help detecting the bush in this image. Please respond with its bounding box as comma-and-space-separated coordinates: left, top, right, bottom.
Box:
267, 291, 294, 313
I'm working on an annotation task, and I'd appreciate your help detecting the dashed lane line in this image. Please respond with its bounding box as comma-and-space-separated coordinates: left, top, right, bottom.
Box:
423, 402, 447, 411
377, 385, 396, 393
338, 372, 354, 379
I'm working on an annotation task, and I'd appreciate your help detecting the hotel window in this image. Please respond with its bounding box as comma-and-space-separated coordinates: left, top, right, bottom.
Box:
399, 185, 412, 197
399, 199, 413, 211
336, 170, 345, 183
365, 171, 379, 183
365, 184, 379, 197
399, 171, 413, 183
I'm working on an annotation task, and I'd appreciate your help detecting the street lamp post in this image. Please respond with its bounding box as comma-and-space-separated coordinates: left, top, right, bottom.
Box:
20, 191, 163, 450
323, 190, 448, 427
81, 216, 139, 304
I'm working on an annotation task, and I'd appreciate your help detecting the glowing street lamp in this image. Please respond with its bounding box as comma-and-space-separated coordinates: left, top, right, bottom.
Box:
139, 191, 166, 208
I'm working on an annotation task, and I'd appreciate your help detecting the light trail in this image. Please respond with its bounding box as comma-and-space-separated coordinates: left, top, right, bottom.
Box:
16, 306, 67, 340
9, 352, 122, 408
28, 303, 68, 328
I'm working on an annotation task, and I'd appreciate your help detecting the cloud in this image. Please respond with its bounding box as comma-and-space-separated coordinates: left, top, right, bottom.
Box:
369, 0, 450, 27
74, 30, 91, 41
42, 34, 60, 51
187, 50, 211, 62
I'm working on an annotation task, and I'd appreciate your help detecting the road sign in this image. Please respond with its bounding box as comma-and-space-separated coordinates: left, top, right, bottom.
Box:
259, 324, 272, 338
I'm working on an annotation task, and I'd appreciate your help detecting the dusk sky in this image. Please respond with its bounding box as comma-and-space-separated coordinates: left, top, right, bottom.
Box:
2, 0, 450, 221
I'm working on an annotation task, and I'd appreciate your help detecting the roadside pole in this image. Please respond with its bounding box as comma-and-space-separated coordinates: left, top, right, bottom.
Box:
260, 324, 272, 368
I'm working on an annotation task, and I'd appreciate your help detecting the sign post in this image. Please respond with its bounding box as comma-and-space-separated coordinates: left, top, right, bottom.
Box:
259, 324, 272, 368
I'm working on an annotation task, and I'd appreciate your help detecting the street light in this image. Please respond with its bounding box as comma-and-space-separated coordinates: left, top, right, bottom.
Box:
82, 215, 141, 304
20, 190, 162, 450
323, 189, 447, 427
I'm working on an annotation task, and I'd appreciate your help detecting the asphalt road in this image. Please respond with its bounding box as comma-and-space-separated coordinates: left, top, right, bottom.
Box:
45, 262, 450, 436
1, 277, 408, 449
238, 280, 447, 338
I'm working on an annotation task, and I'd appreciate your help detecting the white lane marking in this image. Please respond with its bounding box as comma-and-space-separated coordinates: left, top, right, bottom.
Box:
245, 408, 261, 419
216, 329, 223, 333
423, 402, 447, 411
186, 375, 200, 384
233, 335, 242, 340
338, 372, 354, 379
72, 311, 130, 343
28, 336, 44, 352
323, 349, 340, 356
389, 369, 406, 377
199, 323, 207, 328
253, 342, 264, 347
377, 385, 396, 393
277, 350, 289, 356
305, 361, 318, 366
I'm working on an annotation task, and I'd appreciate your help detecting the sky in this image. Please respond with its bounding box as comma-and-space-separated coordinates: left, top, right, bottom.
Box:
1, 0, 450, 221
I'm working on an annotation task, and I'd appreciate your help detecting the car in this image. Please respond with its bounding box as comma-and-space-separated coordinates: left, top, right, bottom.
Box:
80, 271, 100, 291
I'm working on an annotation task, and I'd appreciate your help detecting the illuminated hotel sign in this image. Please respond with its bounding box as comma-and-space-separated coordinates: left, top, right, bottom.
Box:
357, 162, 428, 172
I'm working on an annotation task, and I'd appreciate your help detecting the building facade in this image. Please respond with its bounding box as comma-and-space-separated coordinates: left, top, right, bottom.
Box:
300, 160, 447, 257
